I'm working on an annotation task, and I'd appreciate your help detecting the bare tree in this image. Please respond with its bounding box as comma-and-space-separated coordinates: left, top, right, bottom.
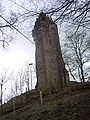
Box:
18, 69, 25, 94
24, 63, 36, 91
10, 76, 19, 97
24, 68, 30, 91
0, 68, 12, 112
0, 1, 20, 48
11, 69, 25, 96
24, 64, 32, 91
63, 30, 90, 82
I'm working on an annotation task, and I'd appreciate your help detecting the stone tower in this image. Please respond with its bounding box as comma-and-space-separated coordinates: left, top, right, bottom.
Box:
32, 12, 69, 90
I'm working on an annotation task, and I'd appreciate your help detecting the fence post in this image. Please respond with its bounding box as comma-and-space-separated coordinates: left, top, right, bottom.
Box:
40, 91, 43, 105
13, 98, 16, 117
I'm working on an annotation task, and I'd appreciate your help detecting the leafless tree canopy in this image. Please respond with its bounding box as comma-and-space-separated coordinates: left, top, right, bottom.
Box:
0, 0, 90, 45
1, 0, 90, 28
63, 30, 90, 82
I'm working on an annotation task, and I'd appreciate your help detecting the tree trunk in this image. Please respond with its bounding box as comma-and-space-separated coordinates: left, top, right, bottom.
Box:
1, 84, 3, 113
80, 63, 85, 83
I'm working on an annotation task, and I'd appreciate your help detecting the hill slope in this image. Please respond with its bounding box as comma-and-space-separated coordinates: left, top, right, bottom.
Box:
0, 82, 90, 120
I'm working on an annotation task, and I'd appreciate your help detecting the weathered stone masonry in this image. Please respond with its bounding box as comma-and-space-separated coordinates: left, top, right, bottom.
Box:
32, 12, 69, 90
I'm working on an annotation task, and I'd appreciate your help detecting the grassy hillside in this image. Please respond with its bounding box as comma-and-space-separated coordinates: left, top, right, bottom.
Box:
0, 82, 90, 120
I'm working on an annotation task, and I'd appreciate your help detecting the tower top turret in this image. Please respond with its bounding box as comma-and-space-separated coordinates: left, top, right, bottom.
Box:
33, 12, 54, 30
38, 12, 47, 21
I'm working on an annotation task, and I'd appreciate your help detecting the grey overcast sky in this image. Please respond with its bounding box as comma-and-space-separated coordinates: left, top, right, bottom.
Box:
0, 0, 36, 71
0, 0, 59, 71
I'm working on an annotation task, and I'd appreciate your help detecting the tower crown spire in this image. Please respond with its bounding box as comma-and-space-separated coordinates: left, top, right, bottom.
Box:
33, 12, 54, 30
38, 12, 47, 21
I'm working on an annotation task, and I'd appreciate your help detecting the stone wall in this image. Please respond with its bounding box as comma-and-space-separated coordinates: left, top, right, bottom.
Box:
32, 12, 69, 90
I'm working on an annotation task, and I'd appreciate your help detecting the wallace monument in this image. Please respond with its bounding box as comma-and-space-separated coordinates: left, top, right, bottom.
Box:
32, 12, 69, 90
